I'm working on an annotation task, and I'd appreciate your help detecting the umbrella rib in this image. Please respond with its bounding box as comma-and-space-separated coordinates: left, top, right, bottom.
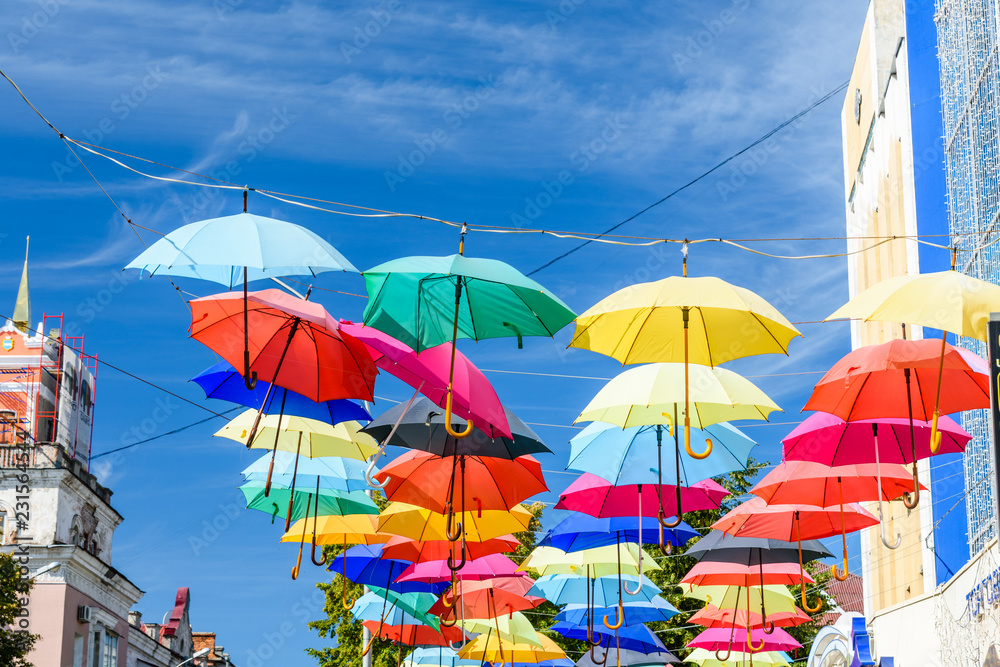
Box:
617, 307, 656, 365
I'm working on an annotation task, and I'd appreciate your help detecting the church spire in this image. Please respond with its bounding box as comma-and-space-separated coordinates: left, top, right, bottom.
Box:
13, 237, 30, 333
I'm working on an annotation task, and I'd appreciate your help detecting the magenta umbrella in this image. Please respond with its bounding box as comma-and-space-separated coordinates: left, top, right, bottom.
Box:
394, 553, 521, 583
554, 474, 730, 517
687, 626, 801, 654
340, 321, 511, 439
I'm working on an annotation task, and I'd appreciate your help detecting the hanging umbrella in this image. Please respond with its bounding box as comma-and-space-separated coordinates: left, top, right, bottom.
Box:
362, 231, 576, 450
191, 360, 371, 423
826, 264, 1000, 450
575, 647, 679, 667
557, 597, 679, 627
378, 502, 534, 542
429, 576, 545, 621
351, 594, 435, 629
685, 648, 790, 667
680, 561, 815, 588
555, 475, 729, 519
403, 647, 480, 667
190, 287, 377, 402
458, 632, 568, 663
355, 587, 442, 628
375, 451, 548, 514
750, 459, 923, 577
396, 553, 521, 583
711, 498, 877, 612
802, 338, 988, 509
690, 604, 811, 630
340, 321, 511, 438
687, 626, 801, 653
538, 514, 699, 553
126, 210, 358, 386
569, 271, 800, 484
239, 481, 377, 524
458, 612, 543, 647
241, 451, 378, 493
380, 534, 520, 563
519, 544, 661, 578
364, 620, 465, 647
527, 574, 661, 606
328, 544, 446, 594
549, 623, 668, 654
682, 584, 797, 614
683, 531, 833, 566
280, 512, 386, 583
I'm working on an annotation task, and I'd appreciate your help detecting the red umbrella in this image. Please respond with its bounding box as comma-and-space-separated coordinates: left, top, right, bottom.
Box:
363, 620, 464, 646
711, 497, 878, 612
750, 460, 923, 579
802, 339, 988, 510
190, 289, 377, 403
690, 604, 811, 629
680, 561, 816, 587
429, 576, 545, 623
379, 535, 520, 563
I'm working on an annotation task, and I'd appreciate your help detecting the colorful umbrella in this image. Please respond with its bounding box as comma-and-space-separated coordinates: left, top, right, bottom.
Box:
458, 612, 542, 647
429, 576, 544, 621
380, 534, 520, 563
556, 597, 679, 627
356, 587, 441, 628
555, 475, 729, 519
280, 512, 386, 583
329, 544, 446, 594
685, 648, 790, 667
458, 632, 568, 663
396, 553, 521, 583
403, 647, 479, 667
575, 646, 679, 666
802, 338, 988, 509
351, 593, 436, 628
239, 481, 377, 524
518, 544, 661, 578
683, 530, 833, 566
682, 584, 797, 614
364, 620, 464, 646
549, 623, 668, 654
680, 561, 815, 588
689, 604, 811, 630
241, 451, 377, 493
378, 502, 534, 542
527, 574, 661, 606
538, 514, 699, 554
687, 626, 801, 653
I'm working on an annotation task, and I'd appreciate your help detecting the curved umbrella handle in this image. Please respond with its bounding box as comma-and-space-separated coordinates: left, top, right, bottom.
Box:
873, 425, 902, 549
341, 536, 356, 610
311, 540, 327, 568
443, 387, 474, 439
270, 502, 279, 525
930, 411, 943, 454
746, 625, 765, 652
367, 384, 424, 491
902, 461, 920, 509
684, 418, 712, 460
362, 633, 377, 656
929, 330, 947, 453
714, 647, 732, 662
441, 587, 456, 609
763, 617, 775, 634
658, 508, 681, 529
243, 353, 257, 391
445, 504, 464, 542
796, 512, 823, 613
311, 479, 328, 567
801, 580, 823, 614
447, 540, 467, 572
602, 600, 624, 630
438, 613, 457, 628
366, 446, 390, 490
832, 555, 850, 581
624, 494, 643, 596
590, 644, 608, 665
291, 544, 303, 580
292, 493, 312, 580
657, 514, 676, 557
832, 478, 849, 581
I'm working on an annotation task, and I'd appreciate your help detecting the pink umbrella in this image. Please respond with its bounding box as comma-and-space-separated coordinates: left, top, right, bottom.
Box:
554, 474, 730, 517
395, 553, 521, 583
687, 626, 801, 653
340, 321, 511, 439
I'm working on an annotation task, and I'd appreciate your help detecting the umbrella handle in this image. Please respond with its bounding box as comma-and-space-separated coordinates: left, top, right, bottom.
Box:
874, 424, 902, 549
602, 600, 623, 630
243, 355, 257, 390
832, 478, 849, 581
446, 503, 464, 542
447, 540, 467, 572
624, 497, 643, 595
657, 519, 674, 556
929, 330, 947, 453
367, 384, 424, 490
270, 503, 279, 525
902, 462, 920, 509
714, 647, 732, 662
439, 612, 457, 628
362, 633, 377, 657
341, 539, 356, 610
746, 625, 765, 652
590, 643, 608, 665
291, 543, 303, 580
443, 386, 474, 439
684, 418, 712, 460
930, 411, 943, 454
365, 447, 390, 489
796, 512, 823, 613
441, 587, 456, 609
292, 492, 312, 580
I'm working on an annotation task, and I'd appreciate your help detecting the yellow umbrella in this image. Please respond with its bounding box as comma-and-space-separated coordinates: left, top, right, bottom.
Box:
458, 632, 566, 663
377, 502, 533, 542
216, 410, 378, 458
570, 273, 799, 463
575, 363, 780, 429
281, 512, 387, 594
827, 265, 1000, 452
459, 611, 542, 648
518, 544, 661, 578
686, 648, 791, 667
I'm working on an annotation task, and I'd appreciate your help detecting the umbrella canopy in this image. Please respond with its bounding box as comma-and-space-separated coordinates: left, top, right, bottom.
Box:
458, 632, 568, 663
381, 534, 520, 563
549, 623, 668, 654
429, 576, 544, 621
687, 626, 801, 652
362, 397, 549, 458
190, 288, 377, 402
576, 363, 781, 428
458, 612, 542, 647
362, 254, 576, 352
216, 411, 378, 460
781, 412, 971, 465
538, 514, 699, 553
680, 561, 816, 587
125, 212, 358, 286
527, 574, 661, 606
281, 514, 387, 545
191, 360, 371, 424
351, 593, 435, 628
685, 648, 790, 667
555, 474, 729, 518
518, 544, 661, 578
403, 647, 480, 667
689, 604, 811, 630
575, 647, 679, 666
567, 422, 755, 487
397, 553, 521, 583
364, 620, 464, 647
683, 531, 833, 566
568, 275, 801, 366
340, 321, 511, 438
682, 584, 797, 614
241, 452, 377, 493
557, 597, 679, 627
328, 544, 446, 594
751, 460, 923, 505
375, 451, 548, 513
802, 338, 989, 421
356, 587, 441, 628
239, 482, 377, 521
378, 502, 534, 542
711, 497, 879, 542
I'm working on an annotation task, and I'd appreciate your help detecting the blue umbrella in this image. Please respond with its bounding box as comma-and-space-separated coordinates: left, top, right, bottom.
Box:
537, 514, 699, 553
241, 452, 377, 493
192, 361, 371, 424
528, 574, 661, 606
404, 647, 480, 667
556, 596, 679, 627
567, 422, 755, 487
329, 544, 449, 595
549, 623, 668, 655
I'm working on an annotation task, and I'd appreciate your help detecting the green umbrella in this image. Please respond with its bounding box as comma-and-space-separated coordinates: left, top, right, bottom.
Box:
366, 586, 443, 630
239, 481, 378, 523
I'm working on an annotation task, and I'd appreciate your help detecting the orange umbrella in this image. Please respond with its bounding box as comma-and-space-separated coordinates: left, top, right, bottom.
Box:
380, 535, 520, 563
363, 620, 465, 646
429, 576, 544, 622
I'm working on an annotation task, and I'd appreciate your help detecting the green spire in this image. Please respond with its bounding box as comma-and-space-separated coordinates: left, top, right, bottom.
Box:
13, 237, 29, 333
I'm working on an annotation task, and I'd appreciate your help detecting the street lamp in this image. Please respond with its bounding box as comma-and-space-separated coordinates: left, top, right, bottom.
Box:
176, 648, 211, 666
29, 562, 60, 579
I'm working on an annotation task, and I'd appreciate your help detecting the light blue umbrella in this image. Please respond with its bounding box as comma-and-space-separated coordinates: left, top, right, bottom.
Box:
567, 421, 755, 486
527, 574, 661, 606
556, 596, 679, 627
352, 589, 440, 629
241, 452, 378, 493
403, 647, 480, 667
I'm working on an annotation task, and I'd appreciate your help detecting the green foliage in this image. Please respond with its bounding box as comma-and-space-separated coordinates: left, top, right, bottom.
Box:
0, 553, 37, 667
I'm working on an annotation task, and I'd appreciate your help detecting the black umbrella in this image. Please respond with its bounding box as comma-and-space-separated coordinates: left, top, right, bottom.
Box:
576, 647, 679, 667
361, 396, 550, 458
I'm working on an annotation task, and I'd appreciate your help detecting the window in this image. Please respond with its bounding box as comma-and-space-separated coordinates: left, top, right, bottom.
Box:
0, 509, 7, 545
73, 634, 83, 667
91, 631, 100, 667
102, 633, 118, 667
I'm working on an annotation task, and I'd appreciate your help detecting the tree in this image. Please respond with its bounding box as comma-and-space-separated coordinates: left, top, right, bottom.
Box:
0, 552, 38, 667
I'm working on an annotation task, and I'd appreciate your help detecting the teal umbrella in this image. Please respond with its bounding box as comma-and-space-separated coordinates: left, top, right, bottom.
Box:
352, 588, 442, 630
238, 481, 378, 523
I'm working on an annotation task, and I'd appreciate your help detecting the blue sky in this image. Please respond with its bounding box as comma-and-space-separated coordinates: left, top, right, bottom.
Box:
0, 1, 881, 663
